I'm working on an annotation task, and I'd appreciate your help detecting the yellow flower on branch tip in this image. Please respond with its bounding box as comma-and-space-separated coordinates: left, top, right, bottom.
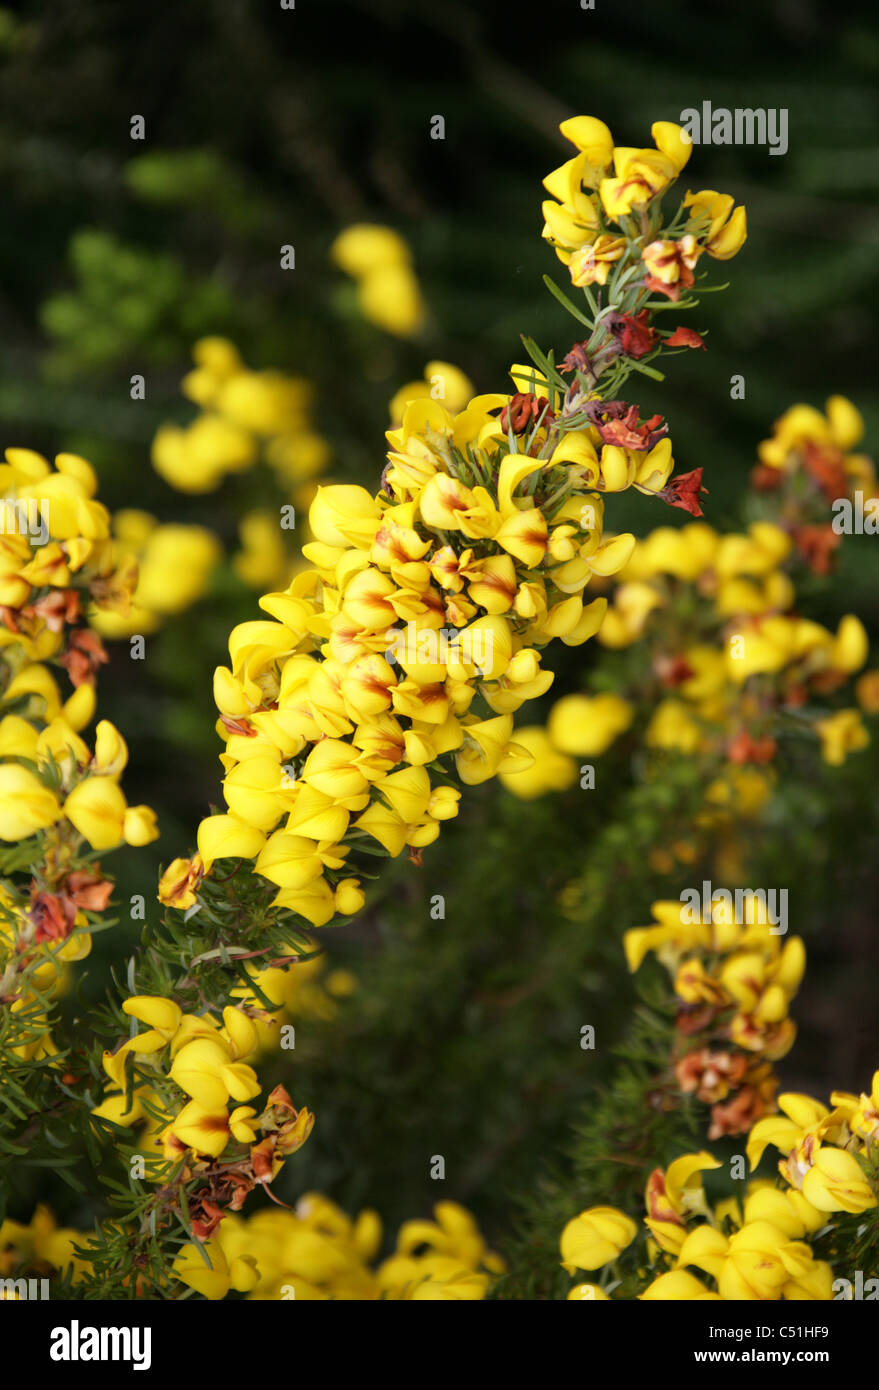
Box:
271, 880, 337, 926
830, 615, 868, 674
36, 717, 90, 777
222, 1005, 260, 1060
742, 1187, 824, 1238
124, 805, 160, 846
331, 224, 412, 275
389, 362, 474, 425
0, 714, 40, 761
560, 1206, 638, 1273
557, 115, 615, 179
646, 1151, 721, 1232
745, 1095, 829, 1170
357, 264, 425, 337
256, 833, 332, 890
169, 1036, 261, 1110
92, 1091, 144, 1127
650, 121, 693, 173
541, 198, 600, 257
641, 235, 701, 288
848, 1075, 879, 1143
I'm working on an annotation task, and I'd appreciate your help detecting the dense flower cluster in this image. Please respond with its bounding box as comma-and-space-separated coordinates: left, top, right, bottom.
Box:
539, 115, 745, 419
93, 993, 313, 1214
1, 1195, 500, 1302
389, 360, 474, 426
502, 485, 872, 803
753, 396, 879, 574
178, 109, 744, 930
606, 520, 869, 763
562, 1071, 878, 1300
747, 1079, 879, 1215
0, 448, 158, 1061
150, 337, 331, 595
543, 116, 747, 289
183, 380, 690, 929
183, 1197, 503, 1301
91, 510, 221, 640
0, 1205, 91, 1287
624, 896, 805, 1139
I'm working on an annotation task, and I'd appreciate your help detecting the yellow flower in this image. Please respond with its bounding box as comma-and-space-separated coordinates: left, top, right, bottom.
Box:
335, 877, 364, 916
677, 1219, 820, 1301
641, 235, 701, 288
331, 225, 425, 336
389, 362, 474, 424
815, 709, 869, 766
170, 1035, 261, 1111
568, 233, 626, 287
0, 764, 61, 841
172, 1241, 258, 1300
498, 727, 576, 800
330, 224, 412, 276
158, 855, 204, 910
64, 777, 158, 850
560, 1206, 637, 1273
800, 1148, 876, 1215
357, 264, 425, 336
600, 147, 679, 219
152, 416, 257, 494
645, 699, 703, 754
746, 1095, 828, 1171
123, 805, 159, 846
640, 1270, 720, 1300
197, 813, 267, 870
309, 485, 381, 548
547, 692, 634, 756
557, 116, 615, 178
122, 996, 182, 1039
684, 189, 747, 259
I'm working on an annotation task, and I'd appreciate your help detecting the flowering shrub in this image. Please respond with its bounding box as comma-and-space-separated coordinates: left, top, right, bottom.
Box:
0, 448, 157, 1168
1, 110, 876, 1307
